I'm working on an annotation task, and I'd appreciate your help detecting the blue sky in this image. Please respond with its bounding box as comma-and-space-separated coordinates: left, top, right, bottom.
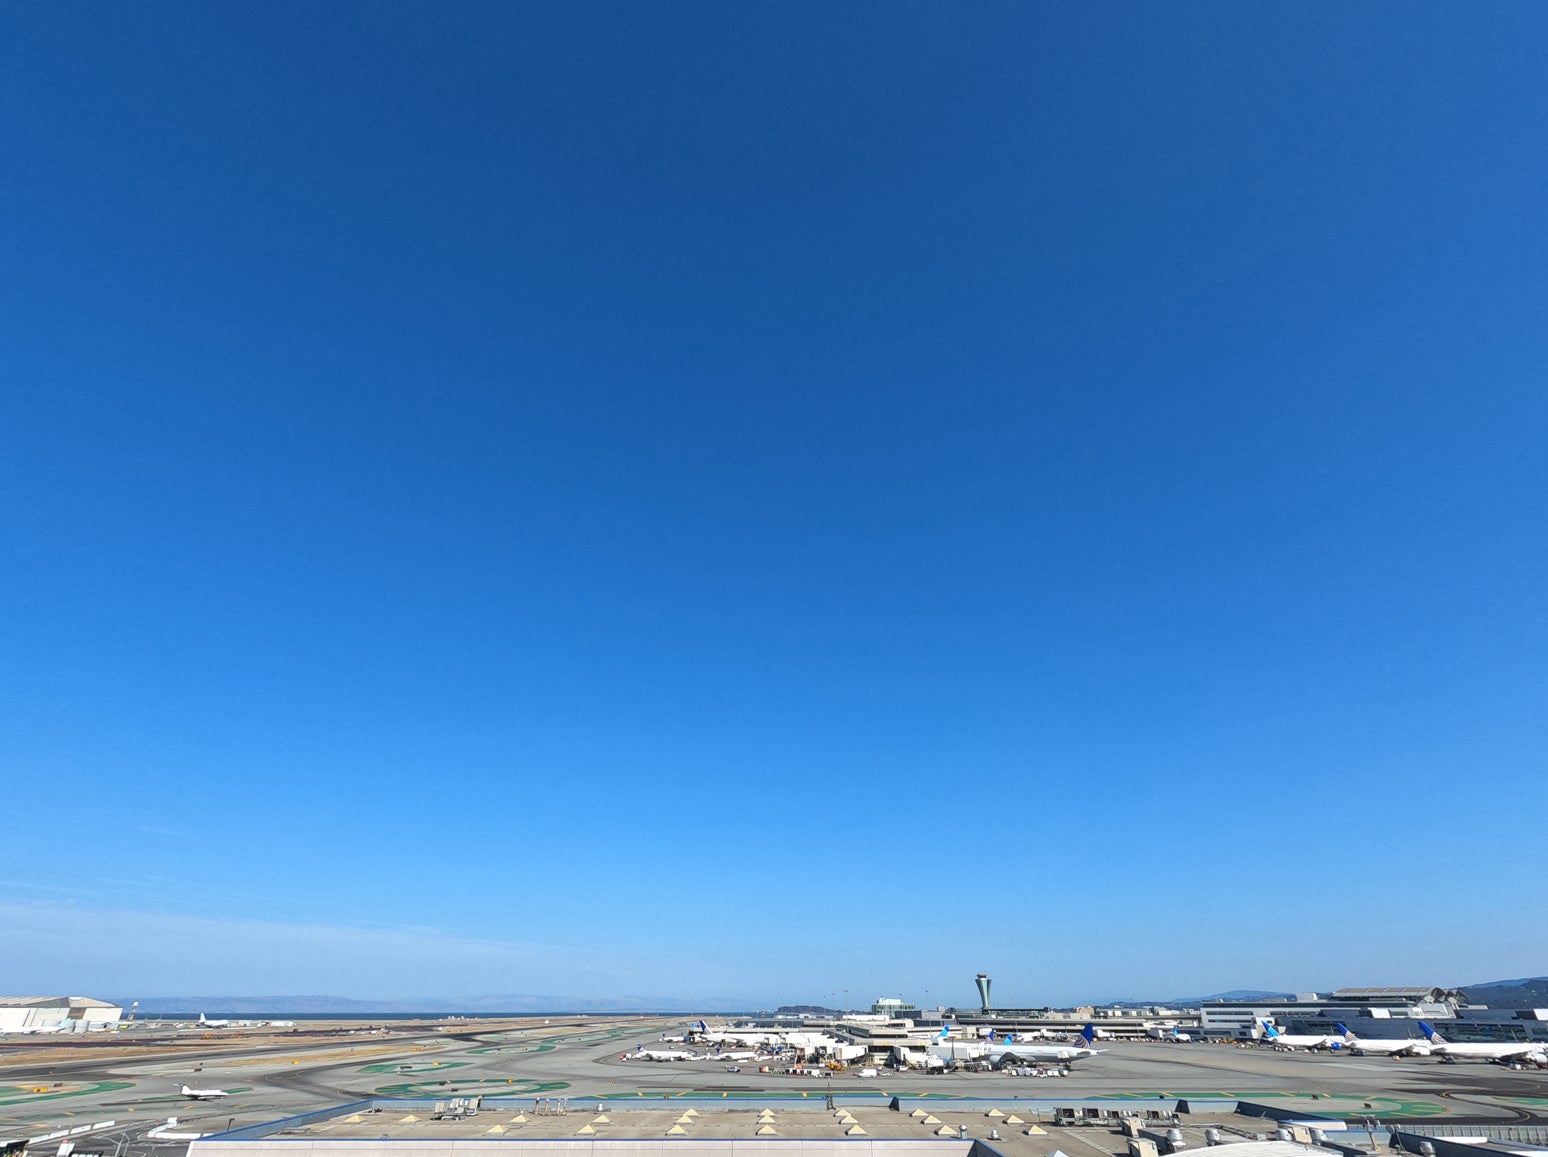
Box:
3, 1, 1546, 1008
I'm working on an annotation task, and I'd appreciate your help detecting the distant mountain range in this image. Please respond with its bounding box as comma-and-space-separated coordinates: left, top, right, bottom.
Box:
1461, 977, 1548, 1009
115, 978, 1547, 1017
1098, 990, 1292, 1008
118, 995, 721, 1016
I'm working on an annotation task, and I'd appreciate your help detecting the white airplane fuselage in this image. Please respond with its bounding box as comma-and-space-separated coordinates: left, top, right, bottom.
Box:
180, 1085, 230, 1099
1346, 1038, 1431, 1056
992, 1044, 1096, 1063
1433, 1042, 1547, 1062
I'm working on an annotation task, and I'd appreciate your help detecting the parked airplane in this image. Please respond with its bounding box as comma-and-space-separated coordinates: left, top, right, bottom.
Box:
714, 1049, 758, 1062
1419, 1023, 1548, 1064
179, 1084, 231, 1099
197, 1014, 232, 1029
1256, 1020, 1345, 1051
632, 1045, 698, 1062
989, 1025, 1107, 1064
1335, 1024, 1432, 1057
0, 1022, 71, 1035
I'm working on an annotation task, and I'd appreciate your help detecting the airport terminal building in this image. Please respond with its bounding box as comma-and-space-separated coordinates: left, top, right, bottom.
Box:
1197, 989, 1473, 1040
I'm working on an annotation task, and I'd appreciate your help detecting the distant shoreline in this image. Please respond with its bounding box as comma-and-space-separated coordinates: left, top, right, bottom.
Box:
121, 1009, 734, 1020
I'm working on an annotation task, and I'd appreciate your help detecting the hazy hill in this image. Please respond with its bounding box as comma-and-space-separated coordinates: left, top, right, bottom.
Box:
1461, 977, 1548, 1008
119, 994, 715, 1015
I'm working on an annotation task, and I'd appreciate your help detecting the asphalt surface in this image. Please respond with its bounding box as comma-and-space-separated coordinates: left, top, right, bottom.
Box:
4, 1017, 1546, 1157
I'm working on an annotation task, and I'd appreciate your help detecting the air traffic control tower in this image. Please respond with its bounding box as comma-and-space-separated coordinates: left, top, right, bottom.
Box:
975, 972, 992, 1012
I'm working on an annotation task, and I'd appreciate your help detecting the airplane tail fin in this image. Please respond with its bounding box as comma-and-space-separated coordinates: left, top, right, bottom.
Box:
938, 1026, 949, 1040
1336, 1022, 1354, 1040
1260, 1020, 1281, 1038
198, 1014, 206, 1025
1079, 1024, 1097, 1047
697, 1020, 708, 1033
1419, 1022, 1446, 1044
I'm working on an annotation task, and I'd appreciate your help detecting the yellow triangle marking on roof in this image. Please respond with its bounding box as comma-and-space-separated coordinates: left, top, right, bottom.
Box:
576, 1125, 597, 1135
485, 1126, 505, 1134
509, 1115, 528, 1124
397, 1115, 419, 1123
756, 1125, 778, 1136
987, 1109, 1004, 1118
922, 1115, 941, 1125
1023, 1125, 1047, 1135
846, 1126, 867, 1136
592, 1115, 610, 1124
1005, 1115, 1024, 1125
666, 1126, 687, 1135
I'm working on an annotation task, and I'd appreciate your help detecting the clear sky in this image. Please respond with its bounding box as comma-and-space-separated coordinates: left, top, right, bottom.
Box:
3, 2, 1546, 1009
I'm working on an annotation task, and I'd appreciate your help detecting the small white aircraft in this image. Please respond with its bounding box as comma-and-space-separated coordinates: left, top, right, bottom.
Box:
197, 1014, 233, 1029
180, 1084, 231, 1100
989, 1025, 1108, 1064
1335, 1023, 1432, 1057
1255, 1020, 1345, 1051
1420, 1023, 1548, 1064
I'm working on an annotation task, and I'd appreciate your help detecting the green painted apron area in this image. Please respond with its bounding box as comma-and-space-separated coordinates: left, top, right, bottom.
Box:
374, 1078, 569, 1096
0, 1082, 134, 1107
360, 1061, 471, 1074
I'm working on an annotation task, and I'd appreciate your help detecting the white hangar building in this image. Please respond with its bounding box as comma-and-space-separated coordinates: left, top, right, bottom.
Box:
0, 996, 123, 1033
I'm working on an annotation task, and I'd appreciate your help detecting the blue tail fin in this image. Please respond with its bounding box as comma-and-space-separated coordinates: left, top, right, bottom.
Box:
1080, 1024, 1096, 1046
1336, 1023, 1352, 1038
1419, 1021, 1444, 1043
